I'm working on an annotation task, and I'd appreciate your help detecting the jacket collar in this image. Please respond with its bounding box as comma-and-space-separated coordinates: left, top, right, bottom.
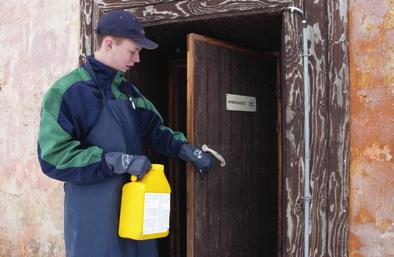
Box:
87, 55, 124, 88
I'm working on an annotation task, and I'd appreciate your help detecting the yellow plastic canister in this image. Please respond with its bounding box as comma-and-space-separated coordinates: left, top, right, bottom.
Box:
118, 164, 171, 240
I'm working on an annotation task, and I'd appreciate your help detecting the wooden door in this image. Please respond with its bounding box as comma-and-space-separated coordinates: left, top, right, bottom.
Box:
187, 33, 279, 257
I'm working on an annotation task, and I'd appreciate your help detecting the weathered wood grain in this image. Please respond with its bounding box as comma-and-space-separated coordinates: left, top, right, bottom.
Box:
103, 0, 176, 7
326, 0, 349, 256
282, 1, 305, 256
80, 0, 94, 63
305, 0, 330, 256
126, 0, 290, 25
80, 0, 290, 60
282, 1, 349, 257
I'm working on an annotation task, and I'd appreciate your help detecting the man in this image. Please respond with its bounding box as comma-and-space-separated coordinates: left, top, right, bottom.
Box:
37, 10, 213, 257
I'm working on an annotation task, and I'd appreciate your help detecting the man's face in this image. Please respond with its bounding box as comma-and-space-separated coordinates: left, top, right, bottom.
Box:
107, 38, 142, 72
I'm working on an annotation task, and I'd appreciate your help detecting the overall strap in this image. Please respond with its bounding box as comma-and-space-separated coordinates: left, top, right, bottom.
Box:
83, 62, 106, 100
84, 61, 135, 109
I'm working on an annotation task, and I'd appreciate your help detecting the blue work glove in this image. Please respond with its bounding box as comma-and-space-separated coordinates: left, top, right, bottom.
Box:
105, 152, 151, 179
178, 144, 213, 174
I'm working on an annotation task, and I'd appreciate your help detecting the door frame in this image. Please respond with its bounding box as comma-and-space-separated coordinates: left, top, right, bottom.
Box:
79, 1, 350, 257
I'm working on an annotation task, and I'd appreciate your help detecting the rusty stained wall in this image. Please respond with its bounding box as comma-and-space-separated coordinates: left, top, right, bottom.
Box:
0, 0, 80, 256
349, 0, 394, 256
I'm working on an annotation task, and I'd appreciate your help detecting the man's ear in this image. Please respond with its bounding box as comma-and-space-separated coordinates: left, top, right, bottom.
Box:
102, 36, 113, 50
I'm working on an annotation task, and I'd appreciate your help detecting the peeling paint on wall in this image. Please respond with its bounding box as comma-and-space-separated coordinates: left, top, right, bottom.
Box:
349, 0, 394, 256
0, 0, 80, 256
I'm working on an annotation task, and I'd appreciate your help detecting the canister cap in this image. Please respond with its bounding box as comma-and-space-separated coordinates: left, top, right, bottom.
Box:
130, 164, 164, 181
151, 164, 164, 171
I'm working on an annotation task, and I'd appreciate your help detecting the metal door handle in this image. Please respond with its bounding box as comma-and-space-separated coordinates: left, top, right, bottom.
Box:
201, 144, 226, 167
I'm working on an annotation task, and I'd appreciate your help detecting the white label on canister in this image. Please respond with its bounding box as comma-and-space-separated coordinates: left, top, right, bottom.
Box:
143, 193, 171, 235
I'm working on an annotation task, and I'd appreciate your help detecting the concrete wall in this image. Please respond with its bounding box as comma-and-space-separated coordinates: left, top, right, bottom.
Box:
0, 0, 79, 256
348, 0, 394, 256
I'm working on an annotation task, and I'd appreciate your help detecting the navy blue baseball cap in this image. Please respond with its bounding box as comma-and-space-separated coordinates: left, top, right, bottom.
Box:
96, 10, 158, 49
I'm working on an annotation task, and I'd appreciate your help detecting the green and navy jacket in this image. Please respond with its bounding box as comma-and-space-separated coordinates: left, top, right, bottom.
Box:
38, 56, 186, 184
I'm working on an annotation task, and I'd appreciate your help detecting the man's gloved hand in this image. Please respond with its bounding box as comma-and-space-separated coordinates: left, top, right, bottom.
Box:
178, 144, 213, 173
105, 152, 151, 179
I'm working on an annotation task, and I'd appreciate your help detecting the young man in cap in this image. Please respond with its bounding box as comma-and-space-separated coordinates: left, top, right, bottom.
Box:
37, 9, 213, 257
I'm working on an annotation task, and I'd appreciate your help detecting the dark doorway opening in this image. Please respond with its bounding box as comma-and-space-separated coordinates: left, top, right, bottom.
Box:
125, 12, 282, 257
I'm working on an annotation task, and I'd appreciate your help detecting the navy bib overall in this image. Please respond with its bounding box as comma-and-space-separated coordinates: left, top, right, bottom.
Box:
63, 63, 158, 257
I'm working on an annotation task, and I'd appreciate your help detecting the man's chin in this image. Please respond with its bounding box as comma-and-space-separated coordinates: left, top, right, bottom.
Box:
124, 66, 133, 72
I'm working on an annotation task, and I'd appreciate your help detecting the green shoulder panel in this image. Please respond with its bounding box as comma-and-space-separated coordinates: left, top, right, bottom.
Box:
111, 71, 128, 100
39, 68, 103, 168
131, 85, 187, 142
42, 68, 90, 116
130, 84, 163, 121
137, 96, 164, 122
159, 125, 187, 142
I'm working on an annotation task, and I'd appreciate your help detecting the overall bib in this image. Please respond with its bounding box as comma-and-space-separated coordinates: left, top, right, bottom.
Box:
64, 63, 158, 257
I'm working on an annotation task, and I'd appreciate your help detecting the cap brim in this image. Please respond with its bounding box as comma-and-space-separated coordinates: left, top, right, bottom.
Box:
132, 38, 159, 50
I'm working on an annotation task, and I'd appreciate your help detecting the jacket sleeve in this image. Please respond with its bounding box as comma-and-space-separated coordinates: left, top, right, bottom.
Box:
37, 81, 113, 185
135, 96, 187, 158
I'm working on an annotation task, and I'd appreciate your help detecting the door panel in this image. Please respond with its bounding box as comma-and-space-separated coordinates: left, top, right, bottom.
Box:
187, 33, 278, 257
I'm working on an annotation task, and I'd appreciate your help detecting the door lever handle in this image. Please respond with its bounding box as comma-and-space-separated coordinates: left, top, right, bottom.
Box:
201, 144, 226, 167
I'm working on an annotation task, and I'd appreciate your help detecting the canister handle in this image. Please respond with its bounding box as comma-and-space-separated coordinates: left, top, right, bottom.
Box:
201, 144, 226, 167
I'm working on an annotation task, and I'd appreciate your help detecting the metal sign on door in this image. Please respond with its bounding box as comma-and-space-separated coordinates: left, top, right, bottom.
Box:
226, 93, 257, 112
